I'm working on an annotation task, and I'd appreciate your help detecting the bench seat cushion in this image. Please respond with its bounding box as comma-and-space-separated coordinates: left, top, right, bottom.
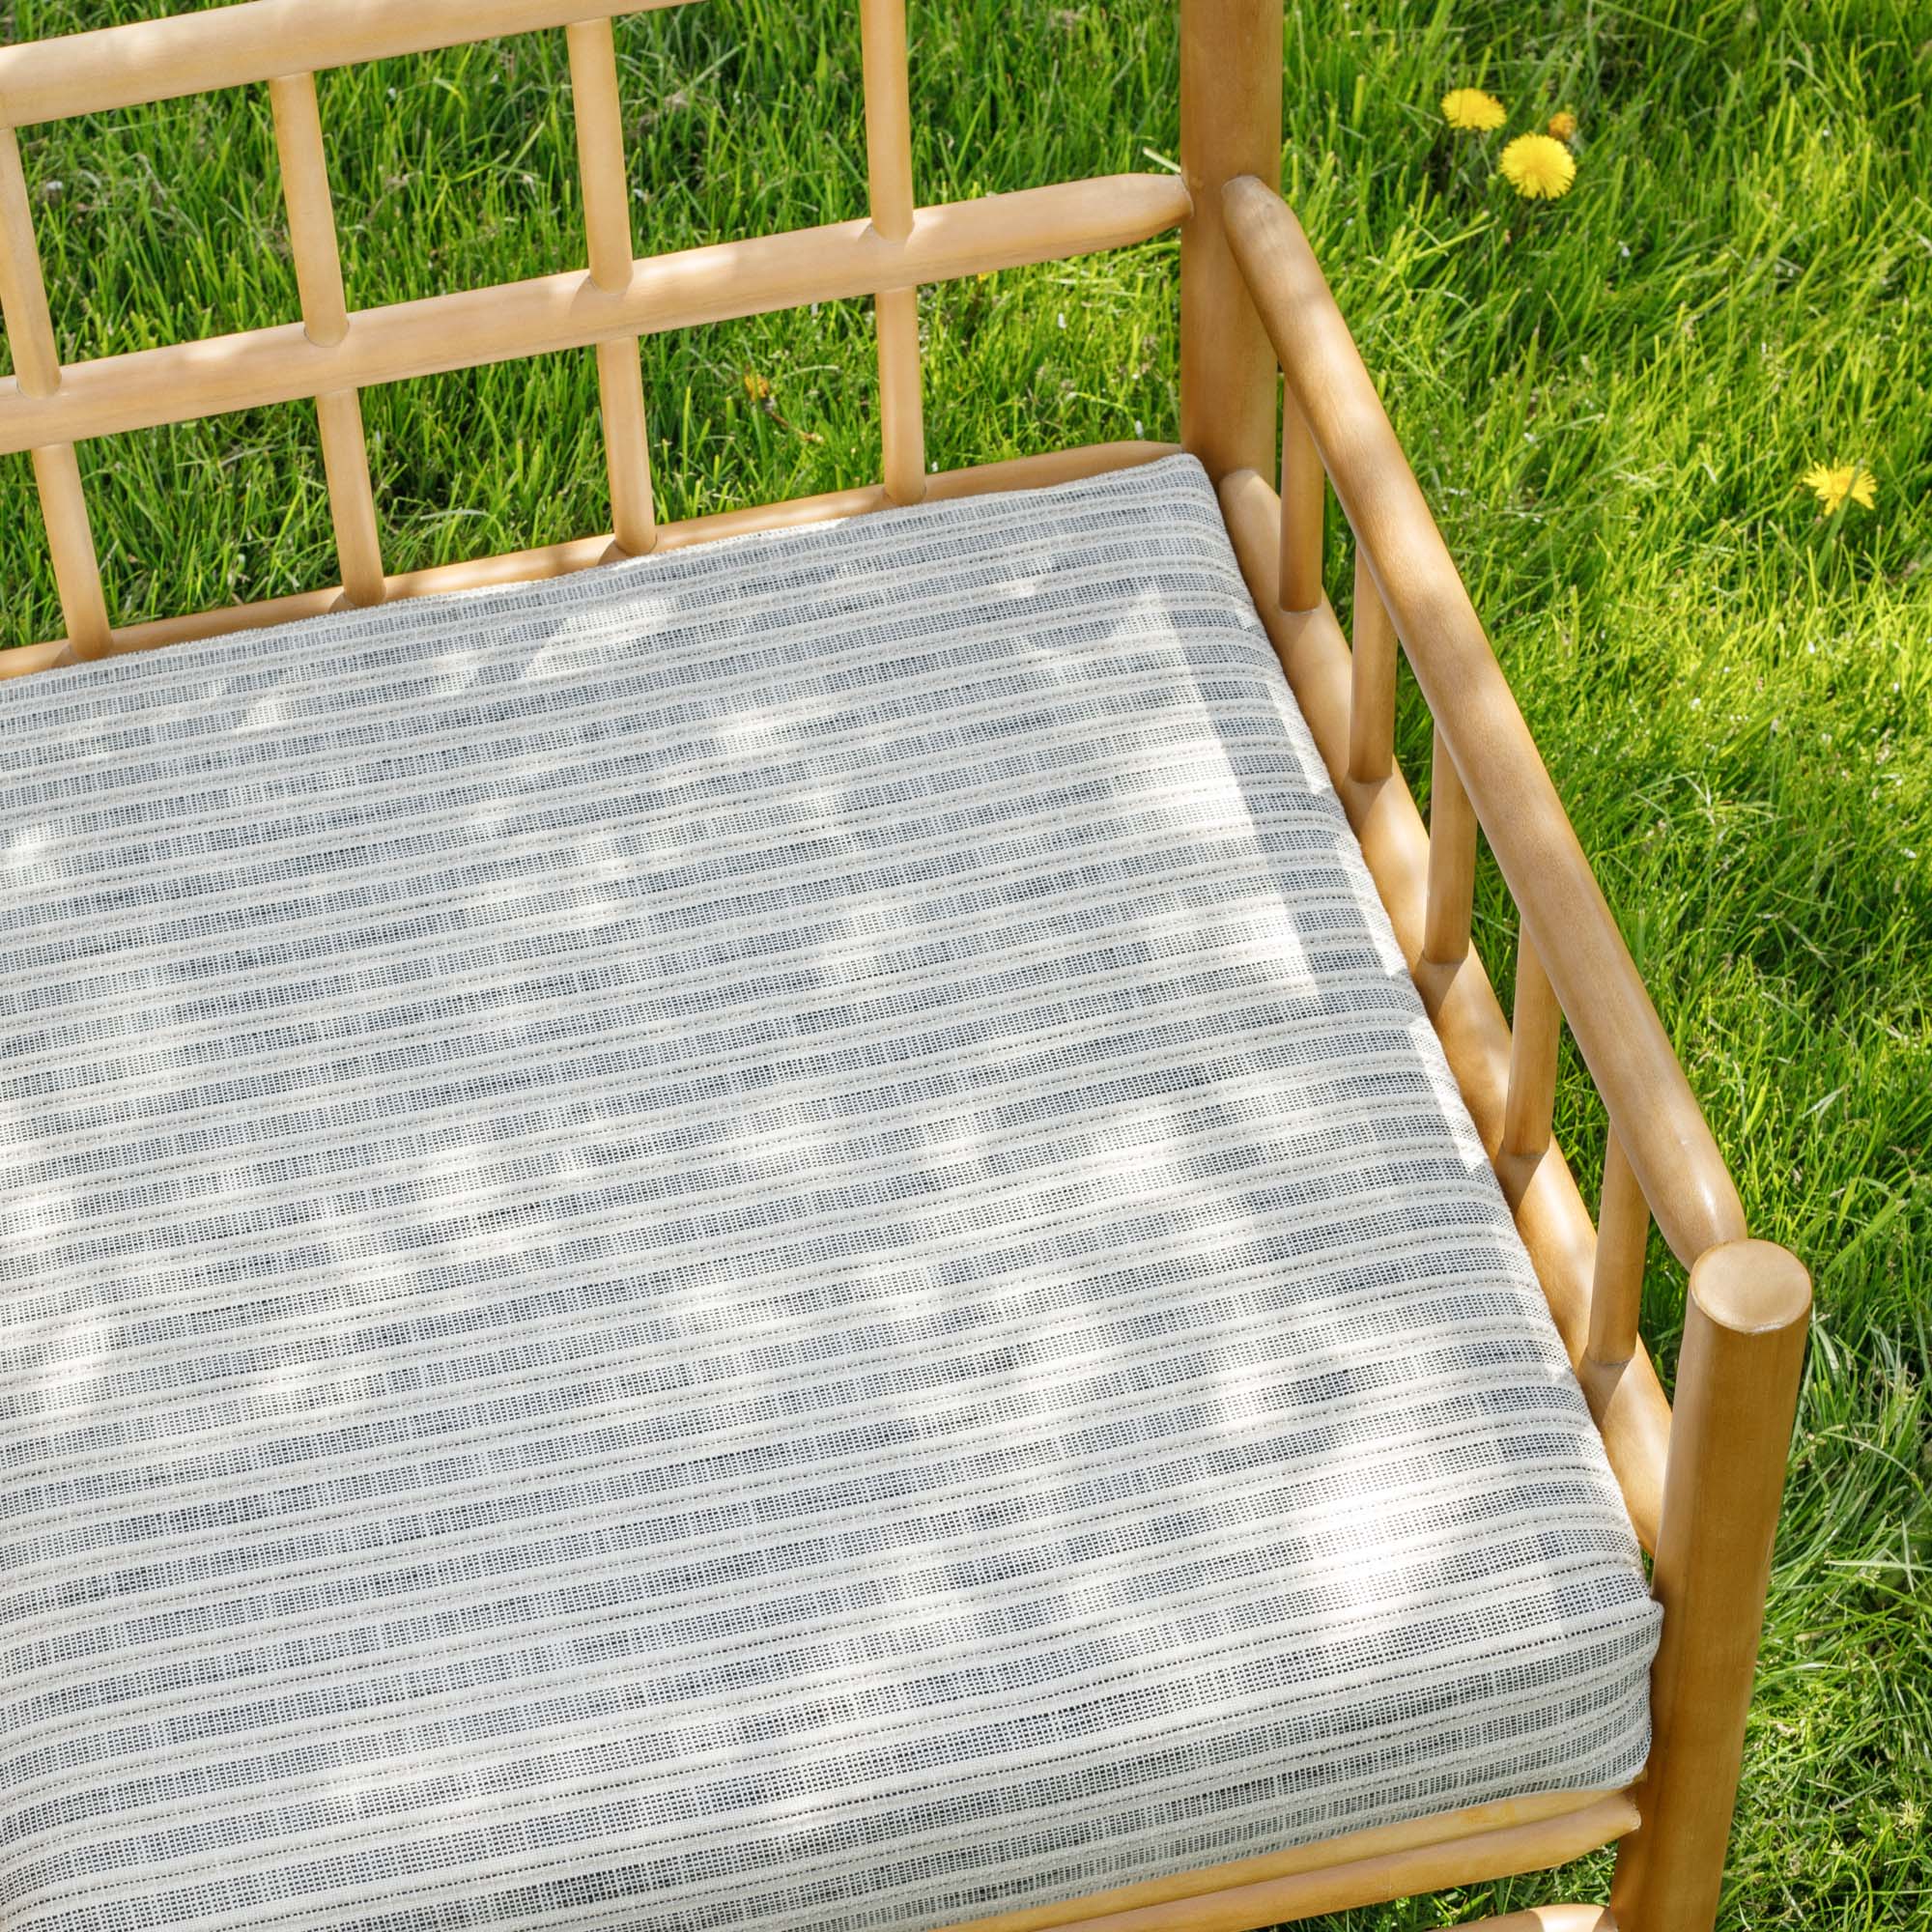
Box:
0, 454, 1658, 1932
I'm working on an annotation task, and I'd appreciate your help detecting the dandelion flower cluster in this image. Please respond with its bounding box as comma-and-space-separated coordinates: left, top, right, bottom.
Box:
1548, 109, 1578, 141
1441, 89, 1506, 131
1802, 464, 1876, 515
1499, 132, 1577, 200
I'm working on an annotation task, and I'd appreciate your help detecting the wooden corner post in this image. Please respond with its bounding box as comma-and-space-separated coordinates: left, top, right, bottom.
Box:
1611, 1238, 1810, 1932
1179, 0, 1281, 484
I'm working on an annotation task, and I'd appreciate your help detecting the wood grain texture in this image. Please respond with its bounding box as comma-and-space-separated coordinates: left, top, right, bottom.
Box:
1220, 176, 1747, 1272
1347, 548, 1396, 781
862, 0, 925, 502
1277, 392, 1323, 609
1610, 1241, 1809, 1932
567, 18, 657, 554
1179, 0, 1281, 481
1590, 1129, 1650, 1369
1425, 723, 1478, 965
1502, 933, 1562, 1160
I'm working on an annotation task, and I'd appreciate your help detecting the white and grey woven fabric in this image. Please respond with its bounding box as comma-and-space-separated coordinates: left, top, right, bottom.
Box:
0, 454, 1659, 1932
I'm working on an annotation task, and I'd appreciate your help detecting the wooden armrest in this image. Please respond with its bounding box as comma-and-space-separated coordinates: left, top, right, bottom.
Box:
1219, 175, 1744, 1270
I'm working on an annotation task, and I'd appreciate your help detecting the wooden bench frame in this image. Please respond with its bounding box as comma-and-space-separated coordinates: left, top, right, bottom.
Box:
0, 5, 1809, 1931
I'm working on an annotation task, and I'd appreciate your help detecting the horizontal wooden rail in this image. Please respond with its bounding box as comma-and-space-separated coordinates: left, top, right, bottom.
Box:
0, 440, 1179, 678
1220, 469, 1671, 1548
1219, 175, 1745, 1270
0, 0, 697, 127
955, 1791, 1636, 1932
0, 176, 1188, 455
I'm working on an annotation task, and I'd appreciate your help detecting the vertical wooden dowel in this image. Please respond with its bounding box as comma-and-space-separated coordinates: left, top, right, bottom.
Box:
31, 443, 112, 657
1179, 0, 1283, 482
860, 0, 924, 503
1501, 930, 1562, 1159
1611, 1239, 1809, 1932
565, 17, 656, 555
0, 124, 110, 658
1348, 548, 1396, 782
1278, 389, 1322, 609
269, 71, 385, 605
1423, 724, 1478, 965
1590, 1127, 1650, 1368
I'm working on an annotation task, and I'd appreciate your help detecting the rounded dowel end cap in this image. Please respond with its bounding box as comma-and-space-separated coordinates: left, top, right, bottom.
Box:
1688, 1238, 1812, 1336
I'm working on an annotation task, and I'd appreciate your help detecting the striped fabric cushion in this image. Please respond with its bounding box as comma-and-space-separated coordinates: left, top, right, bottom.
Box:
0, 454, 1658, 1932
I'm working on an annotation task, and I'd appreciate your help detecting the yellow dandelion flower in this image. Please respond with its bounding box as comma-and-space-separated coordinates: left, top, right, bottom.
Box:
1499, 132, 1577, 201
1441, 88, 1506, 132
1548, 108, 1578, 141
1802, 464, 1876, 515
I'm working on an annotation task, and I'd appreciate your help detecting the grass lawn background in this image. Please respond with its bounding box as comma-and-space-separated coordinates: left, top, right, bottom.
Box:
2, 0, 1927, 1924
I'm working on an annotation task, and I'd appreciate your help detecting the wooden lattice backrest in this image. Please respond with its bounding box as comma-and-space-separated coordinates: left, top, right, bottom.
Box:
0, 0, 1192, 671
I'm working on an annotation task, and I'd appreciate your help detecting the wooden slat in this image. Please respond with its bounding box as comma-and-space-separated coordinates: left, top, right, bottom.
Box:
568, 17, 656, 555
6, 440, 1179, 675
861, 0, 924, 502
269, 71, 384, 606
1220, 178, 1747, 1269
1423, 723, 1477, 965
1502, 930, 1562, 1159
0, 127, 61, 397
0, 125, 109, 657
947, 1790, 1621, 1932
955, 1793, 1637, 1932
1347, 547, 1396, 781
1589, 1128, 1649, 1368
29, 443, 111, 659
1219, 468, 1672, 1550
313, 388, 384, 604
1277, 390, 1321, 609
0, 174, 1192, 455
0, 0, 698, 127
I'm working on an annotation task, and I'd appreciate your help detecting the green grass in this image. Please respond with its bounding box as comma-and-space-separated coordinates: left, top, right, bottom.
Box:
3, 1, 1928, 1926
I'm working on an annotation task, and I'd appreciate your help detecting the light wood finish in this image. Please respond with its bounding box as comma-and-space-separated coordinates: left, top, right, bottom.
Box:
567, 18, 656, 554
1277, 393, 1322, 609
0, 175, 1190, 456
267, 73, 351, 344
0, 127, 62, 400
1424, 724, 1478, 965
30, 444, 112, 660
1, 127, 110, 658
1611, 1241, 1810, 1932
1178, 0, 1281, 481
1347, 548, 1396, 782
0, 0, 696, 127
948, 1791, 1623, 1932
1502, 933, 1562, 1160
1220, 177, 1746, 1272
4, 442, 1180, 677
861, 0, 925, 503
312, 389, 384, 605
1219, 469, 1671, 1549
269, 72, 385, 605
1589, 1130, 1650, 1369
955, 1793, 1637, 1932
